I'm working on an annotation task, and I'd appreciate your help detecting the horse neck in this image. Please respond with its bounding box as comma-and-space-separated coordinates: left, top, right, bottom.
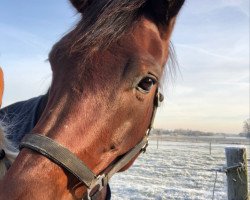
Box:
36, 92, 49, 123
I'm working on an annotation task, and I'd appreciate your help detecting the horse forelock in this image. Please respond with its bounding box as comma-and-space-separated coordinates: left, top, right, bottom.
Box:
0, 120, 18, 152
49, 0, 185, 63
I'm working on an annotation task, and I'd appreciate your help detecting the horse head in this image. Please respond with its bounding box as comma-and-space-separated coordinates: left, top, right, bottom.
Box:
0, 0, 185, 199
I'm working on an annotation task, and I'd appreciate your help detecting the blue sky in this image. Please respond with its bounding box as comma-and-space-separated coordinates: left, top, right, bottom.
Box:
0, 0, 249, 133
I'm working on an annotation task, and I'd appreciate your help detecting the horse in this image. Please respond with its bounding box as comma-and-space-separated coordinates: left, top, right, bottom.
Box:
0, 0, 185, 199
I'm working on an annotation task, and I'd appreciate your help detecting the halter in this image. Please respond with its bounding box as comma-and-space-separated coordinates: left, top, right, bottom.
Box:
20, 89, 164, 200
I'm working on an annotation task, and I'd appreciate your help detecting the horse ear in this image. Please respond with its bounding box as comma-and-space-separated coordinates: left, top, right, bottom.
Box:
148, 0, 185, 25
0, 68, 4, 107
69, 0, 92, 13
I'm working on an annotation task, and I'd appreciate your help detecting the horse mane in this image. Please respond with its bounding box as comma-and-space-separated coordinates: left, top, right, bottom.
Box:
50, 0, 185, 62
0, 122, 18, 180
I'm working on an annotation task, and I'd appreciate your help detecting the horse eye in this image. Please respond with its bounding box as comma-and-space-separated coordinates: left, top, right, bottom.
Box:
137, 77, 157, 93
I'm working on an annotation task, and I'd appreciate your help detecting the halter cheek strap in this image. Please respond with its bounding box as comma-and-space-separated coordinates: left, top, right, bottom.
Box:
20, 90, 164, 200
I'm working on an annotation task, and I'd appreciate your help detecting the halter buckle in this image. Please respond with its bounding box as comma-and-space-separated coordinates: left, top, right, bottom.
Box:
87, 174, 106, 200
155, 92, 164, 107
141, 138, 149, 153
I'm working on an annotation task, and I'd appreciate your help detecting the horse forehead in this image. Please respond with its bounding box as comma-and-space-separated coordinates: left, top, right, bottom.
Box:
129, 18, 164, 63
140, 18, 161, 36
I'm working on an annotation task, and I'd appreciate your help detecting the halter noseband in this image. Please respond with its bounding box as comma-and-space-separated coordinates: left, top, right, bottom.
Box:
20, 90, 164, 200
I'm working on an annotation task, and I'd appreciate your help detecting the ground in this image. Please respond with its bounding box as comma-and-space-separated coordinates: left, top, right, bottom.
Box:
110, 137, 250, 200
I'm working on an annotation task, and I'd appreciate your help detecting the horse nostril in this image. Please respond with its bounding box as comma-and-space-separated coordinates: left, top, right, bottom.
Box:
110, 145, 116, 151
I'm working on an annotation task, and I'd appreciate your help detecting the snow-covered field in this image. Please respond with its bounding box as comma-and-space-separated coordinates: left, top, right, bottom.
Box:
110, 139, 249, 200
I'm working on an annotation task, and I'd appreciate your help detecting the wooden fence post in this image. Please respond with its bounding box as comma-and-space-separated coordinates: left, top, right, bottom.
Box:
225, 147, 249, 200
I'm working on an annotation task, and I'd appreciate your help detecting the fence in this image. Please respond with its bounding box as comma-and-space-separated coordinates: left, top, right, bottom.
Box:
151, 135, 250, 200
152, 135, 249, 155
225, 147, 248, 200
110, 136, 250, 200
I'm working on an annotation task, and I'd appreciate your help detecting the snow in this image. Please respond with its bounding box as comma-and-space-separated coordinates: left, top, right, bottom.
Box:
110, 139, 249, 199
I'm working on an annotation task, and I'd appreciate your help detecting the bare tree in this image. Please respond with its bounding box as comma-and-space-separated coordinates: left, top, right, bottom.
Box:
243, 118, 250, 137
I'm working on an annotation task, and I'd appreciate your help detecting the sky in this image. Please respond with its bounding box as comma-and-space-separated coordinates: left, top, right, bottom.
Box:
0, 0, 249, 134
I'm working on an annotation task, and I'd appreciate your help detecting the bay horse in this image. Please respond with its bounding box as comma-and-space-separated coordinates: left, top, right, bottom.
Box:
0, 0, 185, 199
